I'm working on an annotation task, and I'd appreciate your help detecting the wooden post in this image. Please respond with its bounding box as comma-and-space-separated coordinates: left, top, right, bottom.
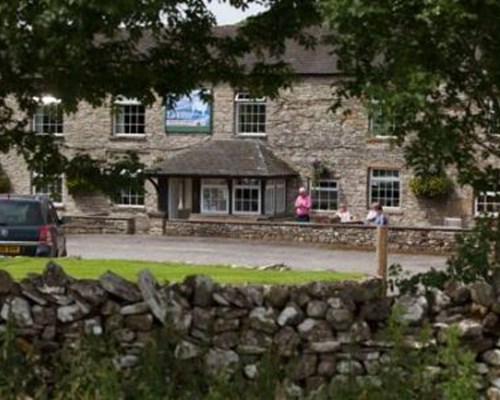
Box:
376, 226, 389, 286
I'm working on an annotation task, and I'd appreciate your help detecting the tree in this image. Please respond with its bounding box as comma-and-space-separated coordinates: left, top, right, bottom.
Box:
0, 0, 320, 187
319, 0, 499, 263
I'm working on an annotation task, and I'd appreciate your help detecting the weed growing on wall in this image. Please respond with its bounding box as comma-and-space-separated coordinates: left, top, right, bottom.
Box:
321, 311, 478, 400
389, 217, 500, 294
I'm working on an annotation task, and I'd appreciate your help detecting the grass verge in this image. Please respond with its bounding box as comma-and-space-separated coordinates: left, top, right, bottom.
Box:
0, 257, 362, 284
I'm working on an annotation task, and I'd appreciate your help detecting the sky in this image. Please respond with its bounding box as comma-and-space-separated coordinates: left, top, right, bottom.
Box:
206, 1, 267, 25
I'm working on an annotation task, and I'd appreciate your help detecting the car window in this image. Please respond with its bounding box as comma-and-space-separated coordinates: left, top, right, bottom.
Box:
0, 201, 44, 226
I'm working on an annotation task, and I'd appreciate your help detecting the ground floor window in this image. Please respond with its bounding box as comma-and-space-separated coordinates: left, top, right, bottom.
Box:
265, 179, 286, 215
201, 179, 229, 214
116, 184, 145, 206
312, 179, 338, 211
233, 178, 261, 214
369, 169, 401, 208
475, 190, 500, 216
31, 173, 63, 205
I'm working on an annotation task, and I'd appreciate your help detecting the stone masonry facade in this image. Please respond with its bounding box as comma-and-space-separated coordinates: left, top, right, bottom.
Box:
3, 263, 500, 398
1, 75, 482, 230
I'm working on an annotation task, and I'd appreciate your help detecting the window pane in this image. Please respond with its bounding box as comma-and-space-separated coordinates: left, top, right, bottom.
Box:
114, 104, 145, 134
235, 94, 267, 135
370, 169, 401, 207
312, 180, 338, 211
33, 105, 63, 134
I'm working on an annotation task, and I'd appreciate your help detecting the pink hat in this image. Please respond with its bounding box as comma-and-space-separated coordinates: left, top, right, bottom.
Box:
299, 187, 306, 193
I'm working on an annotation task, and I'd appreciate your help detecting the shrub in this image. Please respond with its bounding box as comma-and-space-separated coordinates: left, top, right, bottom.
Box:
409, 174, 453, 199
0, 172, 11, 193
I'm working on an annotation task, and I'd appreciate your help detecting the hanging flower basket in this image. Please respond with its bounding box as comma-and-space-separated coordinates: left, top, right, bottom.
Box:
409, 175, 453, 199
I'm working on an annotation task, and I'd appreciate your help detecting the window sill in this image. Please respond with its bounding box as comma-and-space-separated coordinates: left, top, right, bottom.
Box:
366, 136, 396, 143
110, 134, 147, 141
113, 205, 146, 210
383, 207, 403, 215
236, 133, 267, 138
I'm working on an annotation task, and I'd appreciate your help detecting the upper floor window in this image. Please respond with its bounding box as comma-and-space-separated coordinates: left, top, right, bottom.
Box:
33, 96, 63, 135
113, 98, 145, 135
475, 190, 500, 216
234, 92, 266, 136
312, 179, 339, 211
368, 101, 395, 138
31, 172, 63, 205
369, 169, 401, 208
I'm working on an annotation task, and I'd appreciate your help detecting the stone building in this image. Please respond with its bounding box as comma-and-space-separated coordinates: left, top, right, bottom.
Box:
1, 28, 498, 231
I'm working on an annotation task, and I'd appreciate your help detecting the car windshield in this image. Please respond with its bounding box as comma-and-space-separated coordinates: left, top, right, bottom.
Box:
0, 200, 44, 226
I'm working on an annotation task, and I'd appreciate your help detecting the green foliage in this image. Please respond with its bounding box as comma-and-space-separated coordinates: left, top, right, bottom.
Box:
52, 336, 121, 400
0, 0, 320, 181
319, 0, 499, 193
390, 217, 500, 294
65, 154, 104, 195
65, 152, 144, 198
409, 175, 453, 199
0, 171, 11, 193
323, 311, 479, 399
0, 322, 47, 400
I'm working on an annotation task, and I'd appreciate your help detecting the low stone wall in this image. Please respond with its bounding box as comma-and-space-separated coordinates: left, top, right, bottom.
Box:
63, 215, 135, 234
1, 264, 500, 398
159, 219, 464, 255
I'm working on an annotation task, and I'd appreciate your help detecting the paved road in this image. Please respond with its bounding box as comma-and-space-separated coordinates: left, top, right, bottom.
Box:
66, 234, 447, 276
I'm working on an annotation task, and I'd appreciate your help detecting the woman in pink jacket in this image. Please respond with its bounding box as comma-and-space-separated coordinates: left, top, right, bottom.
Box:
294, 187, 311, 222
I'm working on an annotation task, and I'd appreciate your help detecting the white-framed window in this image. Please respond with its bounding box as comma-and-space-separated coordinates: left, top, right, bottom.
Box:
233, 178, 261, 214
265, 179, 286, 215
368, 101, 395, 138
369, 169, 401, 208
116, 185, 145, 207
32, 96, 63, 135
312, 179, 338, 211
475, 190, 500, 216
31, 173, 63, 205
113, 97, 145, 135
234, 92, 267, 135
201, 179, 229, 214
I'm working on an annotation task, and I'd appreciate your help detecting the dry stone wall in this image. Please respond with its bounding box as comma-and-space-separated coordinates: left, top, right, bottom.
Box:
2, 263, 500, 398
160, 219, 462, 255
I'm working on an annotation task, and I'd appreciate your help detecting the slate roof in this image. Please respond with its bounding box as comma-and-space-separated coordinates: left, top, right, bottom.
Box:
138, 25, 338, 76
147, 139, 298, 178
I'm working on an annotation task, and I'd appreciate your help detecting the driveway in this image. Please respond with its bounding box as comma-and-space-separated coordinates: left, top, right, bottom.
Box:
66, 234, 447, 276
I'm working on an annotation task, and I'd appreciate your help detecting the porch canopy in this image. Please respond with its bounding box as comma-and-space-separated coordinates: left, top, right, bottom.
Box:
146, 139, 298, 178
146, 139, 298, 218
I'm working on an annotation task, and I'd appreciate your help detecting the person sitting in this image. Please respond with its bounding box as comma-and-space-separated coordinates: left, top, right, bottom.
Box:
336, 203, 351, 223
294, 187, 311, 222
366, 203, 388, 226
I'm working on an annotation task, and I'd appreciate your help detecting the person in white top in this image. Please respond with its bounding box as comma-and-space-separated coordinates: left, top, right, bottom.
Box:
336, 203, 352, 223
365, 202, 379, 224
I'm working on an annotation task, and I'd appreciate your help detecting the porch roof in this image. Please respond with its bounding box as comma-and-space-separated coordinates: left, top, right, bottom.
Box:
146, 139, 298, 178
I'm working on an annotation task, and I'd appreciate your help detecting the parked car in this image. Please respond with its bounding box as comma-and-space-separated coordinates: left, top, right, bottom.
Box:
0, 194, 67, 257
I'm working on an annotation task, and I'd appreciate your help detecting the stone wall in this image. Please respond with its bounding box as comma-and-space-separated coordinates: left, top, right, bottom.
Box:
159, 219, 463, 255
63, 215, 135, 234
1, 263, 500, 398
1, 77, 482, 227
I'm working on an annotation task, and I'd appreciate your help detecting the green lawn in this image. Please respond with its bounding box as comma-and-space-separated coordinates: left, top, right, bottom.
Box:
0, 257, 362, 285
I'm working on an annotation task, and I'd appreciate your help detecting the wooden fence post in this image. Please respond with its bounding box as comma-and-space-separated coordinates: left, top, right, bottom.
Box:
376, 226, 389, 286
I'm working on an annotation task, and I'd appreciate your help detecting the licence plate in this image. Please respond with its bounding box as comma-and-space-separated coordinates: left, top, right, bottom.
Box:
0, 245, 20, 255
